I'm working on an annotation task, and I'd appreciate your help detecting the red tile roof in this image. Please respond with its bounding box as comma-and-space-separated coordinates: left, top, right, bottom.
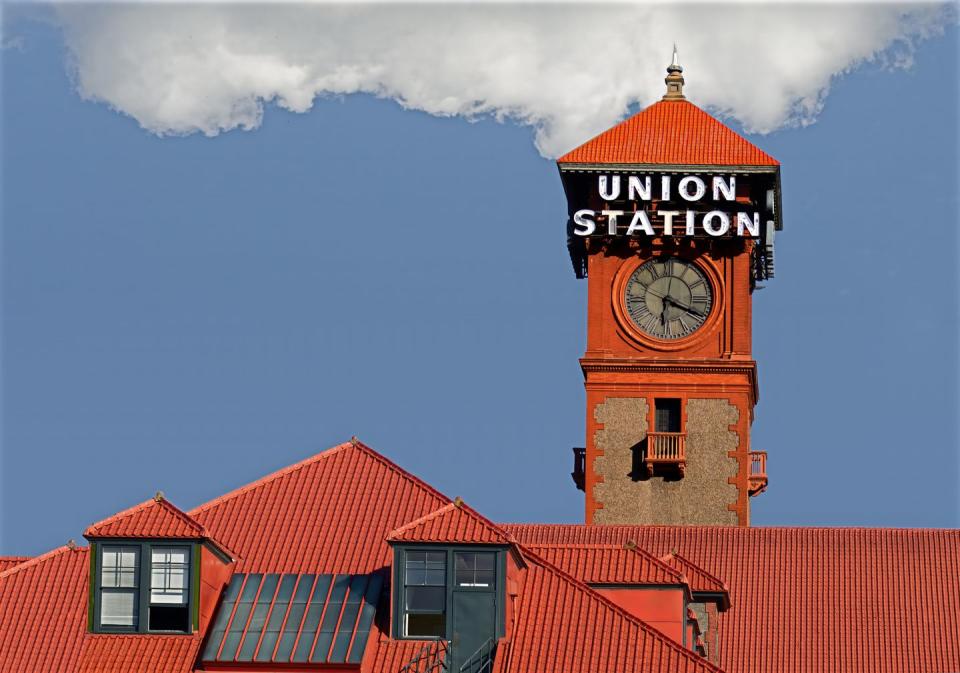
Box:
660, 551, 729, 596
77, 634, 203, 673
191, 440, 451, 574
557, 100, 779, 167
0, 546, 89, 673
84, 495, 209, 539
504, 524, 960, 673
498, 548, 721, 673
387, 499, 514, 545
0, 556, 30, 572
523, 542, 685, 586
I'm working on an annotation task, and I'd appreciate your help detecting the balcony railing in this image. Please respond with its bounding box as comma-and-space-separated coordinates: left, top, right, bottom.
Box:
749, 450, 768, 496
571, 447, 585, 491
645, 431, 686, 476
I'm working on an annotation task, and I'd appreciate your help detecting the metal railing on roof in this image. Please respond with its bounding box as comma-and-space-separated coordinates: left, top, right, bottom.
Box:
400, 640, 449, 673
459, 638, 496, 673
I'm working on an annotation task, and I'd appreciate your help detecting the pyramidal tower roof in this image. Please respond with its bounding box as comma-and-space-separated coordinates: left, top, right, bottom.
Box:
558, 49, 778, 168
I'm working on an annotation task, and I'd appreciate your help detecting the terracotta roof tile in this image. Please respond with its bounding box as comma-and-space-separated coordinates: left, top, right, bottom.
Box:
523, 543, 685, 586
503, 524, 960, 673
77, 634, 202, 673
661, 551, 729, 599
84, 496, 208, 539
387, 499, 514, 545
0, 556, 31, 572
0, 546, 89, 672
499, 548, 721, 673
557, 99, 779, 167
191, 440, 451, 574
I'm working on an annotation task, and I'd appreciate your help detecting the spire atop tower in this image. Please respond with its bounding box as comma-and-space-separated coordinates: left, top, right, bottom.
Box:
663, 45, 685, 101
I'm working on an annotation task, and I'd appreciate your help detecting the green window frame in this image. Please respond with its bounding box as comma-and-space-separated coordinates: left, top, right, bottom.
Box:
91, 540, 198, 634
392, 546, 506, 641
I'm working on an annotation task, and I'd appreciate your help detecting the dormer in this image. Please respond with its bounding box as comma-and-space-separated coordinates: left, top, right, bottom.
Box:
83, 493, 234, 635
386, 498, 516, 673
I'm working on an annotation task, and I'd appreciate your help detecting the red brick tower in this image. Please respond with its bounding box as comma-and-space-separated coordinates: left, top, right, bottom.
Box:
560, 52, 782, 526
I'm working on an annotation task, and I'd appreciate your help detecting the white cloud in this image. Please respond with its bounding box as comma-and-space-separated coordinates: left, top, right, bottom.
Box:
55, 3, 953, 158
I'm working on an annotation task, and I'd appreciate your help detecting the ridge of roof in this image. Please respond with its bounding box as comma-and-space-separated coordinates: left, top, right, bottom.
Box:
514, 545, 723, 673
523, 541, 687, 586
387, 498, 515, 545
0, 556, 32, 572
190, 438, 451, 517
661, 551, 729, 595
85, 495, 208, 539
0, 544, 87, 580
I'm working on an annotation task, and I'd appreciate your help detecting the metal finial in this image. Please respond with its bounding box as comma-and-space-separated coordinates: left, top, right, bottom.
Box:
663, 45, 686, 101
154, 490, 165, 502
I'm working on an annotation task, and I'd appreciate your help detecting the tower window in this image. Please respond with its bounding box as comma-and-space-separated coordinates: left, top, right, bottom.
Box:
655, 399, 682, 433
455, 552, 495, 588
403, 550, 446, 637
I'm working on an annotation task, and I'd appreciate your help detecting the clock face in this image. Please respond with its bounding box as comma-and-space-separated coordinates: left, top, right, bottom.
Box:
624, 258, 713, 340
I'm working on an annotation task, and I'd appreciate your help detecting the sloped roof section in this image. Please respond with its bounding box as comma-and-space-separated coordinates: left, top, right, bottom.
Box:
191, 440, 451, 574
503, 524, 960, 673
499, 549, 721, 673
387, 499, 513, 545
661, 551, 729, 596
201, 571, 383, 666
0, 546, 89, 673
77, 634, 202, 673
524, 542, 685, 586
84, 495, 208, 539
557, 100, 778, 167
0, 556, 30, 572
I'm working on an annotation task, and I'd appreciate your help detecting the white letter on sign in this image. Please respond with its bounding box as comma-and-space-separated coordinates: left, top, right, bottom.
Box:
626, 211, 654, 236
660, 211, 679, 236
599, 175, 620, 200
678, 176, 706, 201
703, 211, 730, 236
713, 176, 736, 201
628, 175, 651, 201
573, 209, 596, 236
737, 212, 760, 236
602, 210, 624, 235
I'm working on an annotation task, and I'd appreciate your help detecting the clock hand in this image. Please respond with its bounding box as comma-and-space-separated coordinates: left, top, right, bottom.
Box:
664, 295, 706, 318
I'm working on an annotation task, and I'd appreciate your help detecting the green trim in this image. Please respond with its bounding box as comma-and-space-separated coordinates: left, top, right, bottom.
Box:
390, 544, 508, 641
87, 542, 97, 632
191, 544, 201, 630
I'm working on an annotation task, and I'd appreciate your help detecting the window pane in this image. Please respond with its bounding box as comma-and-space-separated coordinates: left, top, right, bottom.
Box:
405, 586, 445, 612
405, 550, 445, 586
151, 546, 189, 605
406, 612, 445, 637
102, 546, 139, 588
405, 566, 426, 585
455, 552, 495, 587
101, 591, 137, 627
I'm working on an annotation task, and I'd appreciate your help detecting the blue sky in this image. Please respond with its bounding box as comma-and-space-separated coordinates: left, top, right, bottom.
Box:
2, 6, 958, 556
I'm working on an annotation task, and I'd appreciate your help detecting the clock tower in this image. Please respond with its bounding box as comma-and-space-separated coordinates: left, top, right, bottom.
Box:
561, 53, 782, 526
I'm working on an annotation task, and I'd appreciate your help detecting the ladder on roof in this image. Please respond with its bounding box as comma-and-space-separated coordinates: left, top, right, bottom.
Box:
399, 640, 449, 673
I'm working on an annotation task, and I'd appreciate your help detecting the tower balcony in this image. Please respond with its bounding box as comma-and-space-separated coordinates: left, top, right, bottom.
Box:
645, 432, 686, 477
572, 447, 586, 491
749, 451, 768, 496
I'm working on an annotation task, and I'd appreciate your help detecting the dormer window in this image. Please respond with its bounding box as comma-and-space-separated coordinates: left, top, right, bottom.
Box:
403, 550, 447, 637
100, 546, 140, 628
92, 542, 195, 634
149, 546, 191, 631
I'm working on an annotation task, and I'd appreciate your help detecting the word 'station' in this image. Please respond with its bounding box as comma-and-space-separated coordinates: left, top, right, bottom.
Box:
572, 174, 762, 238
